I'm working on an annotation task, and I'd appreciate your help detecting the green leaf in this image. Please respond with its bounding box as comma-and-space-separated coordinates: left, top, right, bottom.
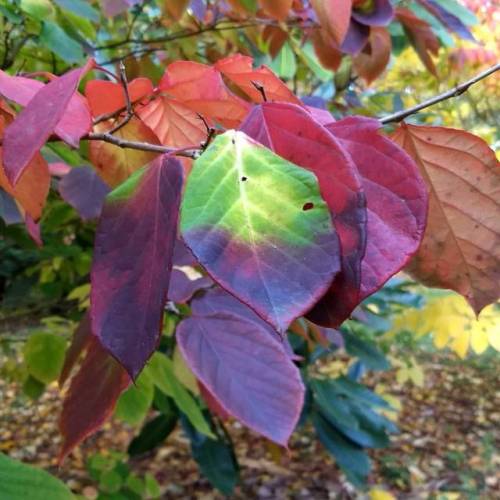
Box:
99, 469, 123, 494
115, 370, 154, 425
181, 414, 239, 495
22, 375, 46, 400
148, 353, 214, 438
333, 376, 391, 408
298, 42, 334, 83
312, 411, 370, 487
0, 453, 72, 500
437, 0, 478, 25
23, 332, 66, 384
39, 21, 84, 63
19, 0, 55, 20
145, 473, 161, 498
343, 330, 390, 371
269, 42, 297, 80
53, 0, 99, 21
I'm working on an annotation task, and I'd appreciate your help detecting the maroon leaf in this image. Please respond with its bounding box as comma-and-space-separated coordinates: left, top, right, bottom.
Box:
58, 166, 110, 221
177, 288, 304, 446
326, 116, 428, 304
91, 155, 183, 379
239, 103, 367, 328
59, 338, 130, 462
167, 268, 212, 304
2, 59, 94, 184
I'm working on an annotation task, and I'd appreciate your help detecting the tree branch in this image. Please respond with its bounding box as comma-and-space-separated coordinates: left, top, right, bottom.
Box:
84, 132, 201, 159
379, 63, 500, 125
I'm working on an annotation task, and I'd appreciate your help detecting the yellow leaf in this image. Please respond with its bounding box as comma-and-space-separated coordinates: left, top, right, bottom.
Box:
173, 345, 199, 395
369, 488, 396, 500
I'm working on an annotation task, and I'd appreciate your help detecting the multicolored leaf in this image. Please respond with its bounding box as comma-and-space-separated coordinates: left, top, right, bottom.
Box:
392, 123, 500, 315
240, 103, 367, 328
91, 156, 183, 378
353, 27, 392, 85
177, 288, 305, 446
325, 117, 428, 311
180, 130, 340, 332
215, 54, 302, 105
2, 59, 94, 184
59, 338, 130, 461
310, 0, 352, 46
89, 117, 161, 187
58, 166, 110, 220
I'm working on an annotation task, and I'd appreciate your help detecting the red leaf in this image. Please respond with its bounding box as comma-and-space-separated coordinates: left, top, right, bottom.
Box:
0, 70, 92, 156
353, 27, 392, 85
310, 0, 352, 46
240, 103, 367, 327
90, 117, 161, 187
91, 156, 183, 378
392, 123, 500, 314
327, 117, 428, 305
215, 54, 302, 105
59, 338, 130, 462
396, 7, 439, 75
137, 97, 207, 148
177, 288, 304, 447
159, 61, 250, 129
311, 30, 343, 71
259, 0, 293, 21
85, 77, 154, 117
2, 59, 94, 184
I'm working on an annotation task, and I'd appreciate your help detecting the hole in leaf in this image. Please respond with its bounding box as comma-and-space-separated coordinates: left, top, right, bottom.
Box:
302, 202, 314, 211
241, 176, 247, 182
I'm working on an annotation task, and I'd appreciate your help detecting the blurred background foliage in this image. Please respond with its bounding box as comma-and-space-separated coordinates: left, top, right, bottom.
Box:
0, 0, 498, 498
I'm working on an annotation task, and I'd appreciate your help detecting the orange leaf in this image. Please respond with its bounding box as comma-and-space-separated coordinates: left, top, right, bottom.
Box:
89, 117, 161, 187
392, 123, 500, 315
137, 96, 207, 148
84, 77, 154, 117
259, 0, 293, 21
0, 106, 49, 221
353, 27, 391, 85
262, 25, 289, 59
396, 7, 439, 76
215, 54, 301, 105
310, 0, 352, 46
159, 61, 250, 129
311, 30, 343, 71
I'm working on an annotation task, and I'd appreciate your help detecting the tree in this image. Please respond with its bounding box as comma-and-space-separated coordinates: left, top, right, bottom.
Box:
0, 0, 498, 496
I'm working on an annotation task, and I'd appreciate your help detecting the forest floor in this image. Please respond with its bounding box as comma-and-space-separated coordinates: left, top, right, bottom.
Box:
0, 349, 498, 499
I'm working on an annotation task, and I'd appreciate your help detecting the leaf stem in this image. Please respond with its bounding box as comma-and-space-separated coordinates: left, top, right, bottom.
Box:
379, 63, 500, 124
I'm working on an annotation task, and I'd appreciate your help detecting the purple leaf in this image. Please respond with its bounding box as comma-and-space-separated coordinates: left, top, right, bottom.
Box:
341, 21, 370, 54
240, 103, 367, 328
351, 0, 394, 27
91, 155, 183, 379
177, 288, 304, 446
173, 238, 197, 267
58, 166, 110, 221
190, 0, 207, 20
2, 59, 94, 185
167, 268, 212, 304
0, 71, 92, 154
419, 0, 475, 41
100, 0, 143, 17
326, 116, 428, 304
0, 189, 23, 224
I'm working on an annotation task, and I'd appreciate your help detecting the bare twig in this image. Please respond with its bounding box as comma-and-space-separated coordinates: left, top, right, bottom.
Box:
106, 61, 134, 134
84, 132, 201, 159
197, 113, 216, 150
252, 81, 268, 102
379, 63, 500, 124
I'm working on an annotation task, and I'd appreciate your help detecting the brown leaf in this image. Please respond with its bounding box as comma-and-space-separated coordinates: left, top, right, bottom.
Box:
353, 27, 392, 85
259, 0, 293, 21
392, 123, 500, 315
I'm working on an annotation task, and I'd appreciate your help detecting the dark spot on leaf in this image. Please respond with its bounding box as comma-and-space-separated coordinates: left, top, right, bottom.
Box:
302, 202, 314, 211
241, 176, 247, 182
427, 136, 432, 141
476, 254, 483, 261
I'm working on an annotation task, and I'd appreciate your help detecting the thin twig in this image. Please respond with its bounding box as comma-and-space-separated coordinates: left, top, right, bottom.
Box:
197, 113, 216, 150
252, 81, 268, 102
84, 132, 201, 159
106, 61, 134, 134
379, 63, 500, 124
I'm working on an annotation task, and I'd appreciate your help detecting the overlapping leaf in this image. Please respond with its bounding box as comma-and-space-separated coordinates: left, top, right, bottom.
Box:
310, 0, 352, 46
2, 59, 94, 184
89, 117, 161, 187
325, 117, 428, 310
177, 288, 304, 446
240, 103, 367, 327
392, 123, 500, 314
59, 338, 130, 461
159, 61, 250, 129
180, 130, 340, 332
91, 156, 183, 378
353, 27, 392, 85
215, 54, 301, 105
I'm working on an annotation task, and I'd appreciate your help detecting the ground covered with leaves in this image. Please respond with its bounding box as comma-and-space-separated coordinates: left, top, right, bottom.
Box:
1, 349, 498, 499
